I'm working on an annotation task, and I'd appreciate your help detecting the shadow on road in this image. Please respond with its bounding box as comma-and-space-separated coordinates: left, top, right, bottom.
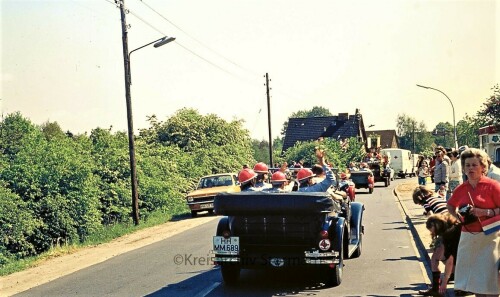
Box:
146, 266, 336, 297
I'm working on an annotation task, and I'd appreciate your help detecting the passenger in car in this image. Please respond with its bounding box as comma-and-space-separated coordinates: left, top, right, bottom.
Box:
263, 171, 294, 193
296, 149, 336, 192
238, 168, 258, 192
253, 162, 272, 190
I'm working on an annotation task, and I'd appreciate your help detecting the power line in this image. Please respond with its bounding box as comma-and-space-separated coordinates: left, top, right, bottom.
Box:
138, 0, 260, 78
121, 4, 263, 87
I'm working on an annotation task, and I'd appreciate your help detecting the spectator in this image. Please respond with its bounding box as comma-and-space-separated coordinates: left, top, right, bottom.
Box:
447, 148, 500, 296
413, 185, 448, 216
429, 155, 437, 183
418, 160, 430, 186
416, 155, 425, 175
486, 156, 500, 182
427, 213, 462, 296
448, 151, 463, 196
412, 186, 450, 296
434, 147, 451, 198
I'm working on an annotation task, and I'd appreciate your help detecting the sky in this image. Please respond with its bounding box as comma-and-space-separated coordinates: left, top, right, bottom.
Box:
1, 0, 498, 141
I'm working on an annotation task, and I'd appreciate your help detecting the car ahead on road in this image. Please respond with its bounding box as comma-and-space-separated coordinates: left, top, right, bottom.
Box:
212, 191, 364, 287
349, 169, 375, 194
186, 173, 240, 217
368, 161, 391, 187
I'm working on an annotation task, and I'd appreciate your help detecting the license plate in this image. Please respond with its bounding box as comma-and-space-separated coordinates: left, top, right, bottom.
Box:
213, 236, 239, 255
200, 203, 213, 209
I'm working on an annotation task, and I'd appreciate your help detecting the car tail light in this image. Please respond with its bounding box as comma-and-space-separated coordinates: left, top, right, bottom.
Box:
222, 230, 231, 238
319, 230, 329, 239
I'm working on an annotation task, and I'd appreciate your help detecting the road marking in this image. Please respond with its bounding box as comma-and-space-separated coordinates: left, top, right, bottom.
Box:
193, 281, 221, 297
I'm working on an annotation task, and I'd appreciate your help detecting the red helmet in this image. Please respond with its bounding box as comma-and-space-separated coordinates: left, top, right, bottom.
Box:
253, 162, 269, 174
238, 168, 257, 184
271, 171, 287, 183
297, 168, 315, 182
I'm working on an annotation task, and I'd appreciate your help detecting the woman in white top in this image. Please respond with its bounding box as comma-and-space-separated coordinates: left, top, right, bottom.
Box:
448, 151, 462, 199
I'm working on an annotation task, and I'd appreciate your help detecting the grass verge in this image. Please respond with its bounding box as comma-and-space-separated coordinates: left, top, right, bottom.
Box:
0, 209, 189, 276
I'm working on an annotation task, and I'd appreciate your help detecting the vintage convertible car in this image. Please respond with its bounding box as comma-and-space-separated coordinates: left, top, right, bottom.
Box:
349, 169, 375, 194
212, 191, 364, 287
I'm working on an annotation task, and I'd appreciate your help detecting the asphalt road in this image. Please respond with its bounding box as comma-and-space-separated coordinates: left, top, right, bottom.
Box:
15, 179, 429, 297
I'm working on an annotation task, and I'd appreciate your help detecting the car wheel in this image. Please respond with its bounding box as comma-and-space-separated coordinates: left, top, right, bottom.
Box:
191, 210, 198, 218
324, 240, 343, 287
220, 264, 240, 285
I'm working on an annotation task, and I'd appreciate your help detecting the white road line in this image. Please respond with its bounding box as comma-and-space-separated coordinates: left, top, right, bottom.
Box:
193, 281, 221, 297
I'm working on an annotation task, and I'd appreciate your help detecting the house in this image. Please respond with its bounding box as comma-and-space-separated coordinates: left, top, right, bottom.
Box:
365, 129, 399, 150
282, 109, 368, 152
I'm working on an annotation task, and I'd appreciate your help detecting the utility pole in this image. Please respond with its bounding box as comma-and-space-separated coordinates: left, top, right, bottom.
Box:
119, 0, 140, 225
412, 122, 416, 153
265, 73, 273, 167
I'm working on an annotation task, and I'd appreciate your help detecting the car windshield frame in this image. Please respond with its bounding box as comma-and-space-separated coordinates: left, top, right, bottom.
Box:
198, 175, 234, 189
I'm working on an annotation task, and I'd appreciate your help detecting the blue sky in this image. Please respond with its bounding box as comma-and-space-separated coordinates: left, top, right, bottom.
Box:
1, 0, 498, 140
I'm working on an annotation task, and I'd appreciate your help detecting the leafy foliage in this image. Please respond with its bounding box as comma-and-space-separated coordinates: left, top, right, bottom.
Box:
282, 137, 365, 171
396, 114, 434, 154
476, 84, 500, 127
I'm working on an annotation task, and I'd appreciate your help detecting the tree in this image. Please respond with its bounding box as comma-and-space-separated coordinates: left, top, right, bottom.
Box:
456, 115, 480, 148
432, 122, 454, 148
476, 84, 500, 128
138, 108, 255, 174
280, 106, 333, 137
40, 121, 66, 141
396, 114, 434, 154
282, 137, 365, 171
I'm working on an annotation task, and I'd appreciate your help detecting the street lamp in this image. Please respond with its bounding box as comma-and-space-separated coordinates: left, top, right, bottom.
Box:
123, 36, 175, 225
416, 84, 458, 150
128, 37, 175, 84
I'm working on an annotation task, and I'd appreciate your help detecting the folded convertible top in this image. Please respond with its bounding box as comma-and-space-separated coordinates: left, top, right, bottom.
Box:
214, 191, 336, 216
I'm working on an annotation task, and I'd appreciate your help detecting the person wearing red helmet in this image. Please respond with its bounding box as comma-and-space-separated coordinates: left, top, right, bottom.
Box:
297, 149, 335, 192
263, 163, 294, 193
253, 162, 272, 190
238, 168, 258, 191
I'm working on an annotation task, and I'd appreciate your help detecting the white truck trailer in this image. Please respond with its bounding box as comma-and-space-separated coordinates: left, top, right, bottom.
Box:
380, 148, 415, 178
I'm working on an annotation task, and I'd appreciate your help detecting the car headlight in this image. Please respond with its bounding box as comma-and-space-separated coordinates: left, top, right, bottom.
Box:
187, 197, 193, 202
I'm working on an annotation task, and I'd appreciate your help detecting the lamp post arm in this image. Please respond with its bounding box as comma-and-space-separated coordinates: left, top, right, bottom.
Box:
416, 84, 458, 150
127, 37, 166, 85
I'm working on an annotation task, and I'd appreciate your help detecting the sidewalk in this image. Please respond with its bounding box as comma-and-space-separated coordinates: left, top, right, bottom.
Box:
394, 181, 460, 297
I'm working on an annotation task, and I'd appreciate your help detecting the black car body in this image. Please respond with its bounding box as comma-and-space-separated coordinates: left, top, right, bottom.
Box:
212, 191, 364, 287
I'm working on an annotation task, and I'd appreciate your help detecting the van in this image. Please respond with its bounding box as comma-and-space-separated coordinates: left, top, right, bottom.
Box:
380, 148, 414, 178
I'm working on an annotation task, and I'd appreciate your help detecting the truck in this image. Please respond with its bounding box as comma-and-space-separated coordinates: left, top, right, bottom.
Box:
212, 191, 364, 287
380, 148, 414, 178
479, 125, 500, 167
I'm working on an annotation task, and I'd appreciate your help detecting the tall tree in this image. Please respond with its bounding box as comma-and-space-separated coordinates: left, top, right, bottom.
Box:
396, 114, 433, 154
476, 84, 500, 128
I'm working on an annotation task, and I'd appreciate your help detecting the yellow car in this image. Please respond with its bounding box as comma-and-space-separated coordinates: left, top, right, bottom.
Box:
186, 173, 240, 217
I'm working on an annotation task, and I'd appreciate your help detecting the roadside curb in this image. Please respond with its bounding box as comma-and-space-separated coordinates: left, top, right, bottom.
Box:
393, 187, 432, 265
394, 182, 456, 297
